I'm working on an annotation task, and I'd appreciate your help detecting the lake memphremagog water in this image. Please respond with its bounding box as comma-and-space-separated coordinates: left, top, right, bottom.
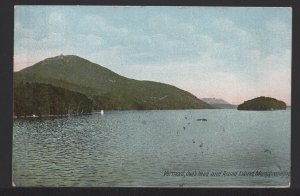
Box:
13, 109, 290, 187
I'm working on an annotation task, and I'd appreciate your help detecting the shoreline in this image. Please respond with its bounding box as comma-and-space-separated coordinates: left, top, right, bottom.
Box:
13, 108, 221, 119
13, 107, 290, 119
13, 112, 96, 119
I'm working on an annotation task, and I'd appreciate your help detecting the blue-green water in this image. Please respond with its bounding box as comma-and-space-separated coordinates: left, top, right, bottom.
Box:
13, 109, 290, 187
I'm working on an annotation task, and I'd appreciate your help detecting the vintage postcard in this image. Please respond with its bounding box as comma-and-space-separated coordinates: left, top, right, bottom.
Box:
13, 6, 291, 187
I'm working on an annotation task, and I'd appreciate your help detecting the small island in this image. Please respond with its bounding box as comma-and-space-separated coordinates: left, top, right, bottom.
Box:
237, 96, 287, 111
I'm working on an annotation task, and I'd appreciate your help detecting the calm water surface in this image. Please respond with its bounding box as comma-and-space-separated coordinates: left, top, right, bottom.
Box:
13, 109, 290, 187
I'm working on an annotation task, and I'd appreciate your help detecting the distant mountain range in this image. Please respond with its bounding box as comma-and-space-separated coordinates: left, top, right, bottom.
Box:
14, 55, 214, 117
201, 98, 237, 109
201, 98, 230, 105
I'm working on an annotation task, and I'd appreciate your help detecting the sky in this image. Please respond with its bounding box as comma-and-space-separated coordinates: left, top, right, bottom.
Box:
14, 6, 292, 105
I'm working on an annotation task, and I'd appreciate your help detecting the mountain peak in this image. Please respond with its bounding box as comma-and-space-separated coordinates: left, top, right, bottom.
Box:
43, 54, 90, 63
19, 54, 111, 76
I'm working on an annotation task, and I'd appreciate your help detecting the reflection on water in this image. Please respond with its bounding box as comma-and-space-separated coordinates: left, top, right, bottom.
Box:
13, 109, 290, 187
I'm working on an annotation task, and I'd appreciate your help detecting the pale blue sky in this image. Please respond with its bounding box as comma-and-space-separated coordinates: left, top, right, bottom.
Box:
14, 6, 292, 104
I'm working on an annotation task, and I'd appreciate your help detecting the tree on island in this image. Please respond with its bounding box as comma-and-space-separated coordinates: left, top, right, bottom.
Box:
237, 96, 287, 111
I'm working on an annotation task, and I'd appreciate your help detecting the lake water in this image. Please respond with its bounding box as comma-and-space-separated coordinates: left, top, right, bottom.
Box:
13, 109, 291, 187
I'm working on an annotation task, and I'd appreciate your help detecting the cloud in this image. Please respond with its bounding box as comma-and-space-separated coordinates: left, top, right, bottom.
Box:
212, 18, 256, 45
208, 18, 261, 65
15, 21, 34, 38
266, 20, 290, 36
265, 19, 292, 52
254, 49, 291, 104
78, 14, 129, 36
48, 12, 65, 25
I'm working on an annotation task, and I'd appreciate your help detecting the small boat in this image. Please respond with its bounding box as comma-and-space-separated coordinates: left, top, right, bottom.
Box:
100, 110, 104, 115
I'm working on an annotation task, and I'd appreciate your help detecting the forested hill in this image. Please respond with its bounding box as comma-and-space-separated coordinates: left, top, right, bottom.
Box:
14, 82, 93, 117
14, 55, 213, 116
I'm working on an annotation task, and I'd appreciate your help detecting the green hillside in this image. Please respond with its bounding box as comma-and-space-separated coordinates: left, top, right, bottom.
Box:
237, 96, 287, 111
14, 55, 213, 114
14, 82, 93, 117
